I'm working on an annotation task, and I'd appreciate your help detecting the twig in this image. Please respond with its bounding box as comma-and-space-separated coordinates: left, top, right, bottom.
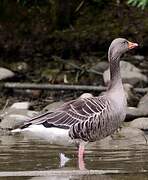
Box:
2, 83, 106, 92
1, 99, 9, 113
1, 82, 148, 94
75, 0, 85, 13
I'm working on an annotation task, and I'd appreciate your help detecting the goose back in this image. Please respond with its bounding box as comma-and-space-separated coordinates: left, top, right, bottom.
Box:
69, 93, 126, 142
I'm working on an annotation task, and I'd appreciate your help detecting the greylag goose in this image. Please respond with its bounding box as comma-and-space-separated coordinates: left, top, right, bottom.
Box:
12, 38, 138, 169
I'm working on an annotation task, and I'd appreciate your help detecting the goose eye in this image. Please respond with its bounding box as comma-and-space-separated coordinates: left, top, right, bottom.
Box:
122, 41, 128, 47
122, 41, 127, 44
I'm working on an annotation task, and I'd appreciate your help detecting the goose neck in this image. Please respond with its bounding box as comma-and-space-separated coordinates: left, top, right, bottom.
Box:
108, 56, 123, 90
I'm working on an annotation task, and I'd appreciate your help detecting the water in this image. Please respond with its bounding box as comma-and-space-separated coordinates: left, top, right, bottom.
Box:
0, 134, 148, 180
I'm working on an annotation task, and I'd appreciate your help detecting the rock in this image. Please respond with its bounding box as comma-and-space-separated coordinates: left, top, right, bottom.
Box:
10, 62, 28, 73
79, 93, 93, 99
0, 102, 31, 117
94, 127, 147, 149
92, 61, 108, 73
0, 128, 11, 136
132, 55, 145, 61
123, 83, 138, 106
10, 102, 31, 110
111, 126, 147, 145
112, 127, 144, 139
129, 118, 148, 130
126, 107, 147, 121
138, 92, 148, 114
91, 136, 112, 148
0, 109, 39, 129
0, 67, 15, 80
125, 93, 148, 121
126, 107, 139, 121
42, 101, 64, 112
103, 61, 147, 85
42, 93, 93, 113
139, 61, 148, 69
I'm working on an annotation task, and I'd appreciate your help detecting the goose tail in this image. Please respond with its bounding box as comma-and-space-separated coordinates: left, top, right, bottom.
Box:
11, 128, 22, 133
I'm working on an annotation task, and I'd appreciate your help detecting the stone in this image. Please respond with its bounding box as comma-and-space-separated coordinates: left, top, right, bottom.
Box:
10, 102, 31, 110
91, 136, 112, 148
0, 129, 11, 136
10, 62, 28, 73
79, 93, 93, 99
126, 93, 148, 121
138, 92, 148, 114
103, 61, 147, 85
126, 107, 141, 121
112, 126, 147, 145
123, 83, 138, 106
112, 127, 144, 140
42, 101, 64, 112
139, 61, 148, 69
0, 102, 31, 117
0, 67, 15, 80
92, 61, 109, 73
132, 55, 145, 61
42, 93, 93, 113
0, 105, 39, 129
94, 127, 147, 149
130, 118, 148, 130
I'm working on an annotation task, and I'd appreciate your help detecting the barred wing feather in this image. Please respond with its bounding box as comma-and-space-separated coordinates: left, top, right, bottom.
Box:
21, 96, 107, 129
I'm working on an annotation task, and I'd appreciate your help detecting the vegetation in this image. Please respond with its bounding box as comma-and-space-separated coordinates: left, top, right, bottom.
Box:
0, 0, 148, 87
94, 0, 148, 8
128, 0, 148, 9
1, 0, 148, 9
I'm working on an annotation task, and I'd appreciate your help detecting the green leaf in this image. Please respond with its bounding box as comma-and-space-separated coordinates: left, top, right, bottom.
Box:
127, 0, 148, 9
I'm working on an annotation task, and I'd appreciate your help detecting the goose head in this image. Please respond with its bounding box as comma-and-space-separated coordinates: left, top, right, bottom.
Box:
108, 38, 138, 61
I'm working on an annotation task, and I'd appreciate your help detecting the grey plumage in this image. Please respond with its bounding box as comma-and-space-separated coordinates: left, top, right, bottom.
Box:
18, 38, 138, 144
69, 95, 126, 142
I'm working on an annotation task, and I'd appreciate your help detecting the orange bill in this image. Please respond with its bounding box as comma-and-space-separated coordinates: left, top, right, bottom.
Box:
128, 41, 138, 49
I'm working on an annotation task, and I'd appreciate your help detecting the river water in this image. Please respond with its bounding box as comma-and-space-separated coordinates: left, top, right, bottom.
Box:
0, 134, 148, 180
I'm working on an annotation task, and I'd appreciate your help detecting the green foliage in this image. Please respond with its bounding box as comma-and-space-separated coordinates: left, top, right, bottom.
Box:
4, 0, 148, 9
127, 0, 148, 9
1, 0, 148, 9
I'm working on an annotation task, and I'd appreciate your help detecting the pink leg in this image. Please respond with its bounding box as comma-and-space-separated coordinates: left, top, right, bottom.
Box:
78, 143, 85, 170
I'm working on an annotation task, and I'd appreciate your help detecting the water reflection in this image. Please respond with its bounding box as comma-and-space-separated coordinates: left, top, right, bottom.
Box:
0, 134, 148, 179
1, 174, 148, 180
28, 174, 148, 180
29, 175, 113, 180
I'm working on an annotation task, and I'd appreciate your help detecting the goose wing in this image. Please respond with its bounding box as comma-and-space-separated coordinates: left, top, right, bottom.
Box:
21, 96, 107, 129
